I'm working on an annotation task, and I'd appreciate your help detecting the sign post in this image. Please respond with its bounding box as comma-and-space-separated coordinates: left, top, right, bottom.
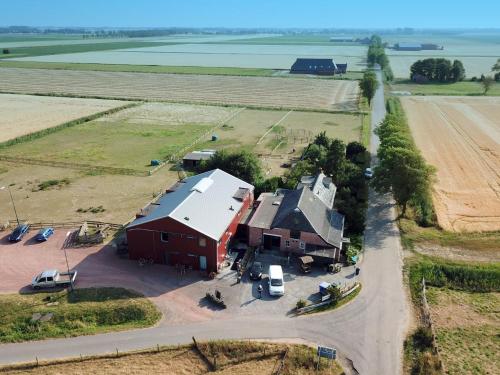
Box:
317, 345, 336, 370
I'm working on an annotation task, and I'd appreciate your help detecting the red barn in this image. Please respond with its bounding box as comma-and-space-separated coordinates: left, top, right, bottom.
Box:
126, 169, 254, 273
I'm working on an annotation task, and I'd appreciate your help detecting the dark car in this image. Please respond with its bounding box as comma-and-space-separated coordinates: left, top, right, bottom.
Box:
8, 224, 30, 242
35, 227, 54, 242
249, 261, 263, 280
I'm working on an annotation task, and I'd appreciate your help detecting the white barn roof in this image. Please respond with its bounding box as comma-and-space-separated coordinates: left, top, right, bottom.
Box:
127, 169, 254, 240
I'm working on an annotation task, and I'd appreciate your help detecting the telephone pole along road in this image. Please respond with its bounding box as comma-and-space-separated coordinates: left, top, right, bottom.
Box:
0, 67, 409, 375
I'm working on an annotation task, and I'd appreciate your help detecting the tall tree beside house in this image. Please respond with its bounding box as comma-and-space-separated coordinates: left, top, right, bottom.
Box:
451, 60, 465, 82
410, 58, 465, 83
359, 71, 379, 106
197, 149, 263, 185
492, 58, 500, 81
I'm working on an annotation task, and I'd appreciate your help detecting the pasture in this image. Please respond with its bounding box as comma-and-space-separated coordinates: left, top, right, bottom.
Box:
0, 68, 360, 111
0, 94, 127, 143
0, 102, 363, 222
11, 43, 367, 71
401, 96, 500, 232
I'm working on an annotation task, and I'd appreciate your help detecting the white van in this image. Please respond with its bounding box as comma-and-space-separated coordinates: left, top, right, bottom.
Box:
268, 265, 285, 296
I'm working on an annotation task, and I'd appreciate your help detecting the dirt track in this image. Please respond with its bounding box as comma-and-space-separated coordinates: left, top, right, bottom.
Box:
0, 67, 359, 112
402, 96, 500, 232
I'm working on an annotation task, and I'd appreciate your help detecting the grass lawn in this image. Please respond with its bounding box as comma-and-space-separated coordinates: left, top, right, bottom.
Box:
391, 79, 500, 96
0, 341, 344, 374
0, 288, 161, 343
0, 41, 177, 59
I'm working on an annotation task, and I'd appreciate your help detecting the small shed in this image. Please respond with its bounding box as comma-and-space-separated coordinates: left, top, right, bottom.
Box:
182, 150, 216, 169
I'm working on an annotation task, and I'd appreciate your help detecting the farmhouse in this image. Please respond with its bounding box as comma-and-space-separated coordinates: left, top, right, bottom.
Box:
247, 173, 347, 263
290, 58, 347, 75
182, 150, 215, 169
126, 169, 254, 272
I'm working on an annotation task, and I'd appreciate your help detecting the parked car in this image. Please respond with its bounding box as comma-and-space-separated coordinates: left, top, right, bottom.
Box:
8, 224, 30, 242
268, 265, 285, 296
249, 261, 263, 280
35, 227, 54, 242
31, 269, 77, 290
364, 167, 374, 179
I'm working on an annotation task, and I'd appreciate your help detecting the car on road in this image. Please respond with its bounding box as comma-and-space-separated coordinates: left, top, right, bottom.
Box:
268, 265, 285, 296
31, 269, 77, 290
35, 227, 54, 242
364, 167, 374, 179
249, 261, 263, 280
8, 224, 30, 242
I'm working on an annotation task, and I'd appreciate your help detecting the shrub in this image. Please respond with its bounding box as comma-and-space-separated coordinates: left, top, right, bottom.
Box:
296, 299, 307, 309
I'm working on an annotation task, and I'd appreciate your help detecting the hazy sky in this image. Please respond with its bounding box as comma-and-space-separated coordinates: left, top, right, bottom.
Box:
3, 0, 500, 29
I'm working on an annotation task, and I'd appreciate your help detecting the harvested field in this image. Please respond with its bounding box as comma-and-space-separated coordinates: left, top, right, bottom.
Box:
402, 96, 500, 232
0, 94, 126, 143
0, 68, 359, 111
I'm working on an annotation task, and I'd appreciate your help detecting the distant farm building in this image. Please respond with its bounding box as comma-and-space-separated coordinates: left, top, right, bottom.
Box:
290, 58, 348, 76
182, 150, 215, 169
126, 169, 254, 273
329, 37, 354, 43
394, 43, 443, 51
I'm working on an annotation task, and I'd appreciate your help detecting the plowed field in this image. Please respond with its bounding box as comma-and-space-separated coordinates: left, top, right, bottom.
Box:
402, 96, 500, 232
0, 68, 359, 111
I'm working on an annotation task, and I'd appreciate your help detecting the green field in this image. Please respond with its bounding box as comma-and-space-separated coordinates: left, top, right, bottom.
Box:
0, 41, 176, 59
0, 288, 161, 343
391, 79, 500, 96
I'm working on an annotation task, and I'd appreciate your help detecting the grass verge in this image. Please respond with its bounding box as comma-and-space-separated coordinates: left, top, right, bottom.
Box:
390, 79, 500, 96
0, 287, 161, 343
303, 284, 362, 315
0, 341, 344, 375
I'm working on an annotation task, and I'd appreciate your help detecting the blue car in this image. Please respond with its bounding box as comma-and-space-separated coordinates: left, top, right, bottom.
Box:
35, 227, 54, 242
8, 224, 30, 242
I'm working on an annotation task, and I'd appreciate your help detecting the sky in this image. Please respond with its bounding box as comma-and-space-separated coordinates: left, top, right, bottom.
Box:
3, 0, 500, 29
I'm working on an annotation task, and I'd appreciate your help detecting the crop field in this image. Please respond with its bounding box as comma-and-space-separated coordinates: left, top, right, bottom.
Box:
401, 96, 500, 232
0, 68, 360, 111
0, 94, 127, 143
11, 43, 367, 71
427, 287, 499, 374
385, 33, 500, 78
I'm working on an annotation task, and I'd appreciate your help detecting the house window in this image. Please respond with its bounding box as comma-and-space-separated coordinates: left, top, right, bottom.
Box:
299, 241, 306, 250
290, 230, 300, 240
199, 237, 206, 247
285, 240, 290, 248
186, 235, 194, 240
160, 232, 169, 243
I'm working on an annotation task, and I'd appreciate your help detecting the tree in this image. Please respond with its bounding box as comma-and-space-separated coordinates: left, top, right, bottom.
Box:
254, 176, 284, 198
481, 76, 494, 94
359, 71, 379, 106
372, 147, 434, 217
302, 143, 327, 165
313, 131, 330, 148
327, 284, 342, 305
346, 141, 367, 165
324, 139, 347, 180
197, 149, 263, 185
492, 58, 500, 73
451, 60, 465, 82
283, 160, 315, 189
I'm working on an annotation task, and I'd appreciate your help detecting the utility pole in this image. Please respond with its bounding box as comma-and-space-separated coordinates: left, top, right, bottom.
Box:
1, 186, 20, 225
64, 231, 74, 292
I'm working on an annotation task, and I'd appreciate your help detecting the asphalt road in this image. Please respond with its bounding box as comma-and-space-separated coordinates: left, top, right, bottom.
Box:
0, 68, 409, 374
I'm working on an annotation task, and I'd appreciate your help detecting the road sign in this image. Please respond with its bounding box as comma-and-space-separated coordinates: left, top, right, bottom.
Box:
317, 346, 336, 360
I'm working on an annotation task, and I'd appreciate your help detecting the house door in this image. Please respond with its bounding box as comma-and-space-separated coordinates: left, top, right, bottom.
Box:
199, 256, 207, 270
263, 234, 281, 250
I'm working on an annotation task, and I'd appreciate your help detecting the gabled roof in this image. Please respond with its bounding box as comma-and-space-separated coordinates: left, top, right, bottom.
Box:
297, 172, 336, 209
291, 58, 338, 71
127, 169, 254, 240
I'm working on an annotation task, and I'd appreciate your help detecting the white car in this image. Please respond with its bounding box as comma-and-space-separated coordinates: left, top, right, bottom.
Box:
364, 167, 374, 178
268, 265, 285, 296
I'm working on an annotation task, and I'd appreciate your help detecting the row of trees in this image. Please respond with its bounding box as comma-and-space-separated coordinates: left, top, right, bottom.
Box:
197, 134, 369, 236
410, 58, 465, 83
366, 35, 393, 81
372, 98, 435, 225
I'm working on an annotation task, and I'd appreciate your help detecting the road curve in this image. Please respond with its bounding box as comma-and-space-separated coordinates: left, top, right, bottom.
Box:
0, 68, 409, 375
